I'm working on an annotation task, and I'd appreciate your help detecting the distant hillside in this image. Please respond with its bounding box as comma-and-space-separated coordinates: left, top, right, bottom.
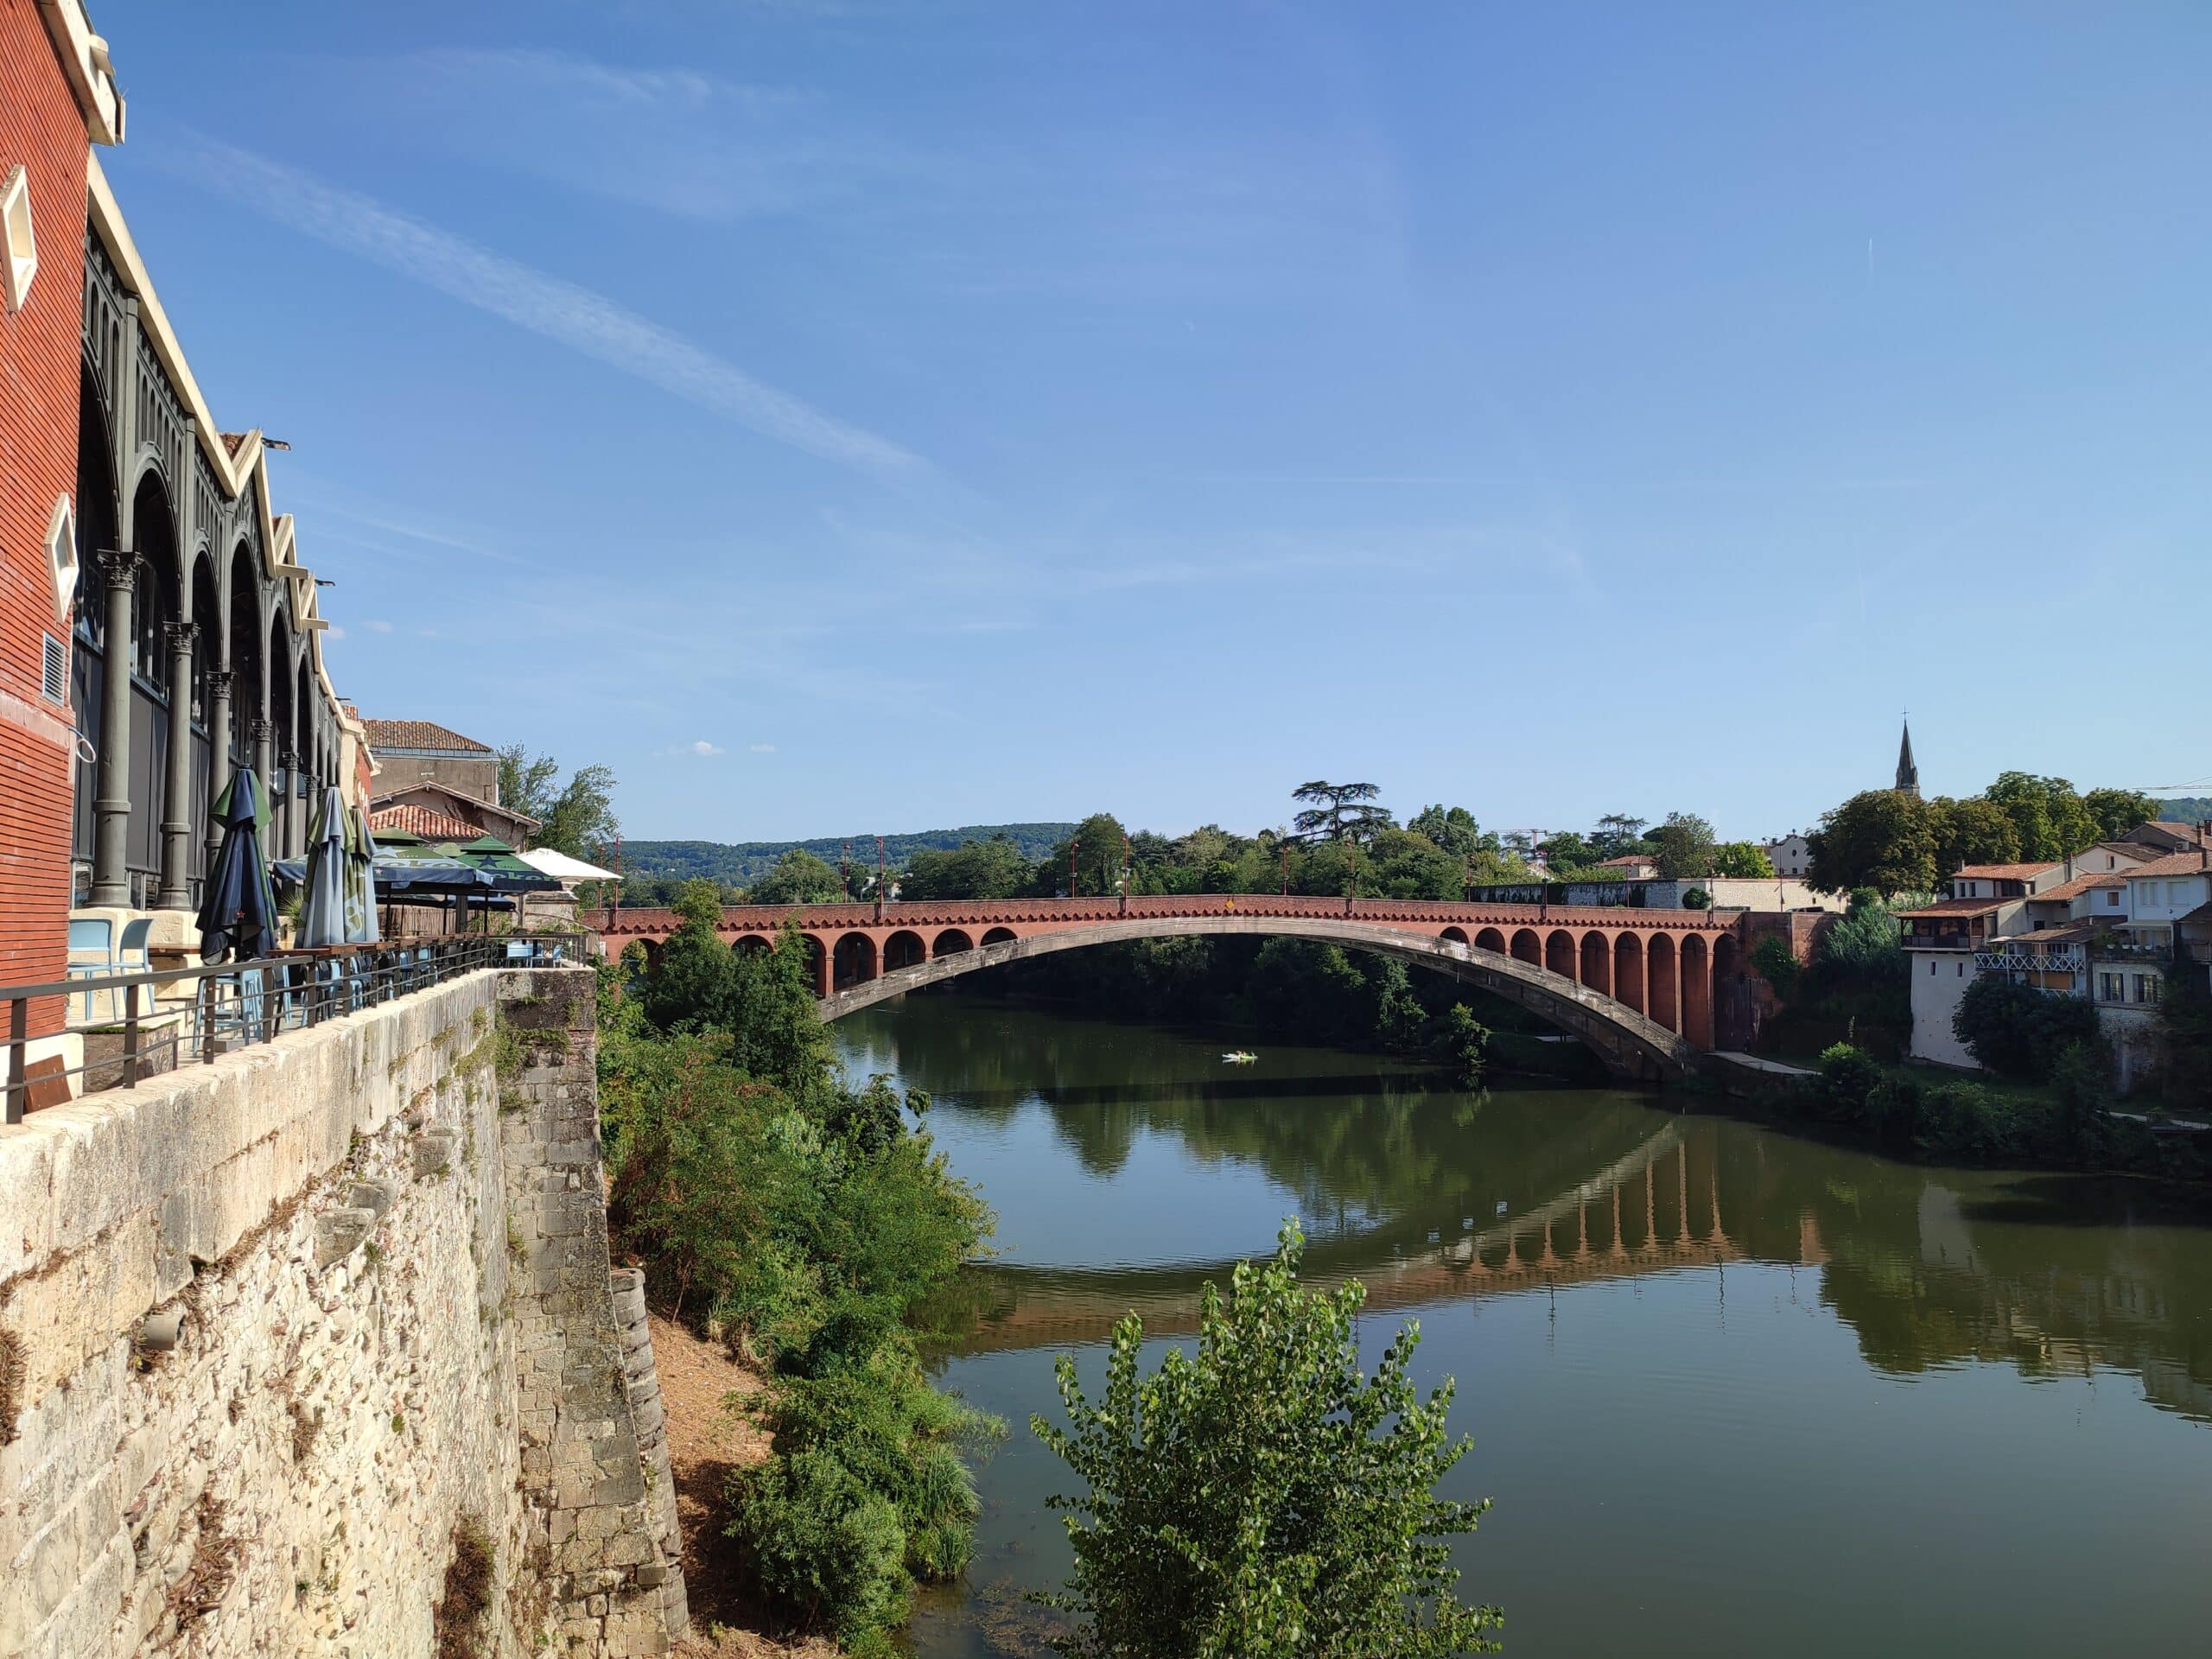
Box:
2156, 798, 2212, 826
621, 823, 1077, 888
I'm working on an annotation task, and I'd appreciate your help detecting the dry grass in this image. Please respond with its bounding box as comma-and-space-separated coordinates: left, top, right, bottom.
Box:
0, 1325, 22, 1446
652, 1314, 836, 1659
168, 1494, 243, 1626
432, 1516, 495, 1659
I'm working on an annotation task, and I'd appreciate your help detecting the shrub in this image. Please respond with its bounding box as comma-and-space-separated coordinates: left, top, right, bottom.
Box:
1681, 886, 1712, 910
1951, 976, 2101, 1079
1750, 937, 1801, 1001
1034, 1221, 1501, 1658
432, 1517, 493, 1659
1817, 1043, 1883, 1120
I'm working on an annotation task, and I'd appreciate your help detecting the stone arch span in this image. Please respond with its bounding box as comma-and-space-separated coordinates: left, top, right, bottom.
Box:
816, 916, 1700, 1081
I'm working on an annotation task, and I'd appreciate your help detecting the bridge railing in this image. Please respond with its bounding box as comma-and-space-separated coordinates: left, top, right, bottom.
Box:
600, 892, 1732, 932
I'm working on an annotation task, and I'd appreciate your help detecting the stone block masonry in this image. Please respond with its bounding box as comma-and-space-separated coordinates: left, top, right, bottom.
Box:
0, 967, 685, 1657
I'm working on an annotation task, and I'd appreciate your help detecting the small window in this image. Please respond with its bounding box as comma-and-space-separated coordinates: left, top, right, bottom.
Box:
1, 164, 34, 312
40, 634, 64, 703
43, 494, 77, 625
1956, 962, 1964, 976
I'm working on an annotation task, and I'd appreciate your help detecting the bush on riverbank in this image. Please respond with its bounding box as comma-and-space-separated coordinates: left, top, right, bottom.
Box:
601, 883, 996, 1650
1742, 1041, 2207, 1179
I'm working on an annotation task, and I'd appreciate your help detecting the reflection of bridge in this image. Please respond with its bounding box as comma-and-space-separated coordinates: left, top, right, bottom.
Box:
600, 895, 1757, 1075
947, 1120, 1803, 1355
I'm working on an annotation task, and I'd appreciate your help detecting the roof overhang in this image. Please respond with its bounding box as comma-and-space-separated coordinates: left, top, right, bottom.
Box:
36, 0, 124, 146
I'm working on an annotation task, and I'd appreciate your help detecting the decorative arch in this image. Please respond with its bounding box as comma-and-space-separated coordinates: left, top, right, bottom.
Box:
832, 931, 878, 989
1614, 932, 1646, 1015
981, 927, 1017, 947
1475, 927, 1507, 955
1647, 933, 1679, 1033
1545, 928, 1577, 981
1440, 925, 1469, 945
1510, 927, 1541, 965
932, 928, 975, 957
1580, 931, 1612, 997
883, 930, 926, 972
1681, 934, 1712, 1047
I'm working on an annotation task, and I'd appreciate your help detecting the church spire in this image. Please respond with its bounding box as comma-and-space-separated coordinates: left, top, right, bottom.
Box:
1895, 718, 1920, 798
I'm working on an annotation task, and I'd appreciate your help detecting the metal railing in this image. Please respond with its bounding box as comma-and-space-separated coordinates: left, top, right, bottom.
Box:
3, 931, 595, 1124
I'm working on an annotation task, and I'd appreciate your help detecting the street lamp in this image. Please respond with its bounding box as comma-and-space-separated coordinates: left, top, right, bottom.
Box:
1069, 838, 1080, 900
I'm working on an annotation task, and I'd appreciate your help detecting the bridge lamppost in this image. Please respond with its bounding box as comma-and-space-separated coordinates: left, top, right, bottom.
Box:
875, 836, 886, 920
1068, 837, 1080, 900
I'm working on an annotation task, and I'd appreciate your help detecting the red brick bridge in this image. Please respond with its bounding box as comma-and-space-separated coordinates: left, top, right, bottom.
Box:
598, 895, 1774, 1081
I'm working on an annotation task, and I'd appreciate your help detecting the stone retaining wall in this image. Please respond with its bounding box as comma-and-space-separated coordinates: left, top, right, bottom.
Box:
0, 966, 684, 1658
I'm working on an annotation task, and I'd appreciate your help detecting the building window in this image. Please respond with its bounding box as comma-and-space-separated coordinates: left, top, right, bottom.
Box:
1, 165, 35, 312
2100, 973, 2121, 1001
44, 496, 78, 626
1956, 962, 1965, 976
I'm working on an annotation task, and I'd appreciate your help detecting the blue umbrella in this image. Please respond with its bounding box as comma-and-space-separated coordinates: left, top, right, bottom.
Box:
197, 768, 277, 963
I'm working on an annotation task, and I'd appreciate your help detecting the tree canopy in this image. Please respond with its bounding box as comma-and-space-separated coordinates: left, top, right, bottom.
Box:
497, 743, 619, 859
1291, 781, 1394, 843
749, 849, 847, 905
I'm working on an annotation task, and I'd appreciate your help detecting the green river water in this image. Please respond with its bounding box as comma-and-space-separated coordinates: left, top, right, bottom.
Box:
830, 992, 2212, 1657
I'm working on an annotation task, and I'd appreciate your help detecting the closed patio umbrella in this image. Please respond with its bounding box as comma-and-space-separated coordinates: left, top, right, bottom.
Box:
345, 803, 380, 944
197, 768, 277, 963
299, 787, 350, 949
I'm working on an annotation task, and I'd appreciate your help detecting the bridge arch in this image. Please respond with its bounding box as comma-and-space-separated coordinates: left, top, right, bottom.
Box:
981, 926, 1017, 946
1475, 926, 1506, 955
932, 927, 975, 957
1440, 925, 1469, 945
884, 930, 925, 971
1580, 930, 1611, 997
1648, 933, 1678, 1032
1545, 928, 1576, 979
1510, 927, 1541, 965
814, 915, 1700, 1081
832, 931, 877, 989
1614, 932, 1644, 1014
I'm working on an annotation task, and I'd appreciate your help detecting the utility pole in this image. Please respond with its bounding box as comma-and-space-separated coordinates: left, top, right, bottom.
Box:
1069, 838, 1080, 901
1120, 834, 1131, 915
875, 836, 886, 921
1281, 840, 1289, 897
842, 840, 851, 900
1345, 834, 1357, 915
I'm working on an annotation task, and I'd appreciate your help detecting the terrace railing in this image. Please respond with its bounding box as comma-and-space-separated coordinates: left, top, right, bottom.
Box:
3, 931, 594, 1125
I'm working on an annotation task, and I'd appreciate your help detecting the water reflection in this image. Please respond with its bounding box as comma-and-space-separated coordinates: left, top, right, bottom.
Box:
842, 994, 2212, 1422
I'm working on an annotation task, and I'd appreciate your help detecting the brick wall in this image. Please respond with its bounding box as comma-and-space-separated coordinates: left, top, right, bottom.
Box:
0, 0, 89, 1033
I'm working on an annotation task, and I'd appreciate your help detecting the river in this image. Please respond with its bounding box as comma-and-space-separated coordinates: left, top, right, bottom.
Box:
831, 992, 2212, 1657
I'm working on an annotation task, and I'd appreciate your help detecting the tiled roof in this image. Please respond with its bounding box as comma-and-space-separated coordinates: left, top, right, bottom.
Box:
370, 802, 485, 841
2122, 851, 2212, 879
362, 718, 493, 753
1953, 862, 2061, 881
1993, 920, 2107, 947
2028, 872, 2126, 903
1598, 855, 1654, 868
1898, 898, 2008, 919
2177, 901, 2212, 927
2094, 842, 2161, 864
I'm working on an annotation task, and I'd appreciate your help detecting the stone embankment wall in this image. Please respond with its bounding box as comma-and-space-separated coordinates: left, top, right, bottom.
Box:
0, 967, 685, 1657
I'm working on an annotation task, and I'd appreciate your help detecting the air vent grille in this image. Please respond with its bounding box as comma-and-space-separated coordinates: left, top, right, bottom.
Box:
41, 633, 65, 703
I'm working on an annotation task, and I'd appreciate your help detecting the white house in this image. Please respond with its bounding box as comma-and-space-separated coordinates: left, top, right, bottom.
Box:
1762, 833, 1811, 879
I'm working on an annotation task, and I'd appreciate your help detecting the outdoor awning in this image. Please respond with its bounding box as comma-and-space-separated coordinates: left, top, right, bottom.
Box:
517, 846, 620, 883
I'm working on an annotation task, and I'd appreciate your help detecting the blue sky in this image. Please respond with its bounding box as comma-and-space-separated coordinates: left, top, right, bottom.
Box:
104, 2, 2212, 843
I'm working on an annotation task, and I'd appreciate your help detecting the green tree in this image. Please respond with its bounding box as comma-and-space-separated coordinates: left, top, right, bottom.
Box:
1985, 772, 2098, 862
497, 743, 620, 858
2083, 787, 2160, 841
1929, 795, 2021, 877
750, 849, 847, 905
1951, 976, 2102, 1080
1713, 841, 1776, 878
1363, 827, 1463, 900
1034, 1221, 1500, 1659
1050, 812, 1132, 896
1750, 935, 1801, 1000
900, 836, 1033, 901
1539, 830, 1599, 874
1291, 781, 1394, 844
1407, 805, 1490, 861
1592, 814, 1649, 858
1649, 812, 1718, 880
1806, 791, 1937, 895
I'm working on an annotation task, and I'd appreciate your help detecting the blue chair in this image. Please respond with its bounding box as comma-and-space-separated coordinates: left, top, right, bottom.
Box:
67, 917, 118, 1023
116, 916, 153, 1021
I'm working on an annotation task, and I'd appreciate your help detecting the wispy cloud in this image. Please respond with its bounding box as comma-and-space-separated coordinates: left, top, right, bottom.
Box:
162, 132, 927, 482
364, 620, 393, 633
661, 739, 727, 757
749, 742, 777, 753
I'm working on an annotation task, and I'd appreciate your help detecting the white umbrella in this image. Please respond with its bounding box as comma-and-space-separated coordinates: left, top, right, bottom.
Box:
516, 846, 621, 885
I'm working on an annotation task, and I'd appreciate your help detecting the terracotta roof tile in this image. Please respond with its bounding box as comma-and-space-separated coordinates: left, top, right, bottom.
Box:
370, 802, 485, 841
1898, 898, 2009, 919
2028, 872, 2127, 903
2122, 851, 2212, 879
1953, 862, 2062, 881
362, 718, 493, 753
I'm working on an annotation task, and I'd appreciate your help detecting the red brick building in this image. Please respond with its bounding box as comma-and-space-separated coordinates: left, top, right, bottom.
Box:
0, 0, 120, 1063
